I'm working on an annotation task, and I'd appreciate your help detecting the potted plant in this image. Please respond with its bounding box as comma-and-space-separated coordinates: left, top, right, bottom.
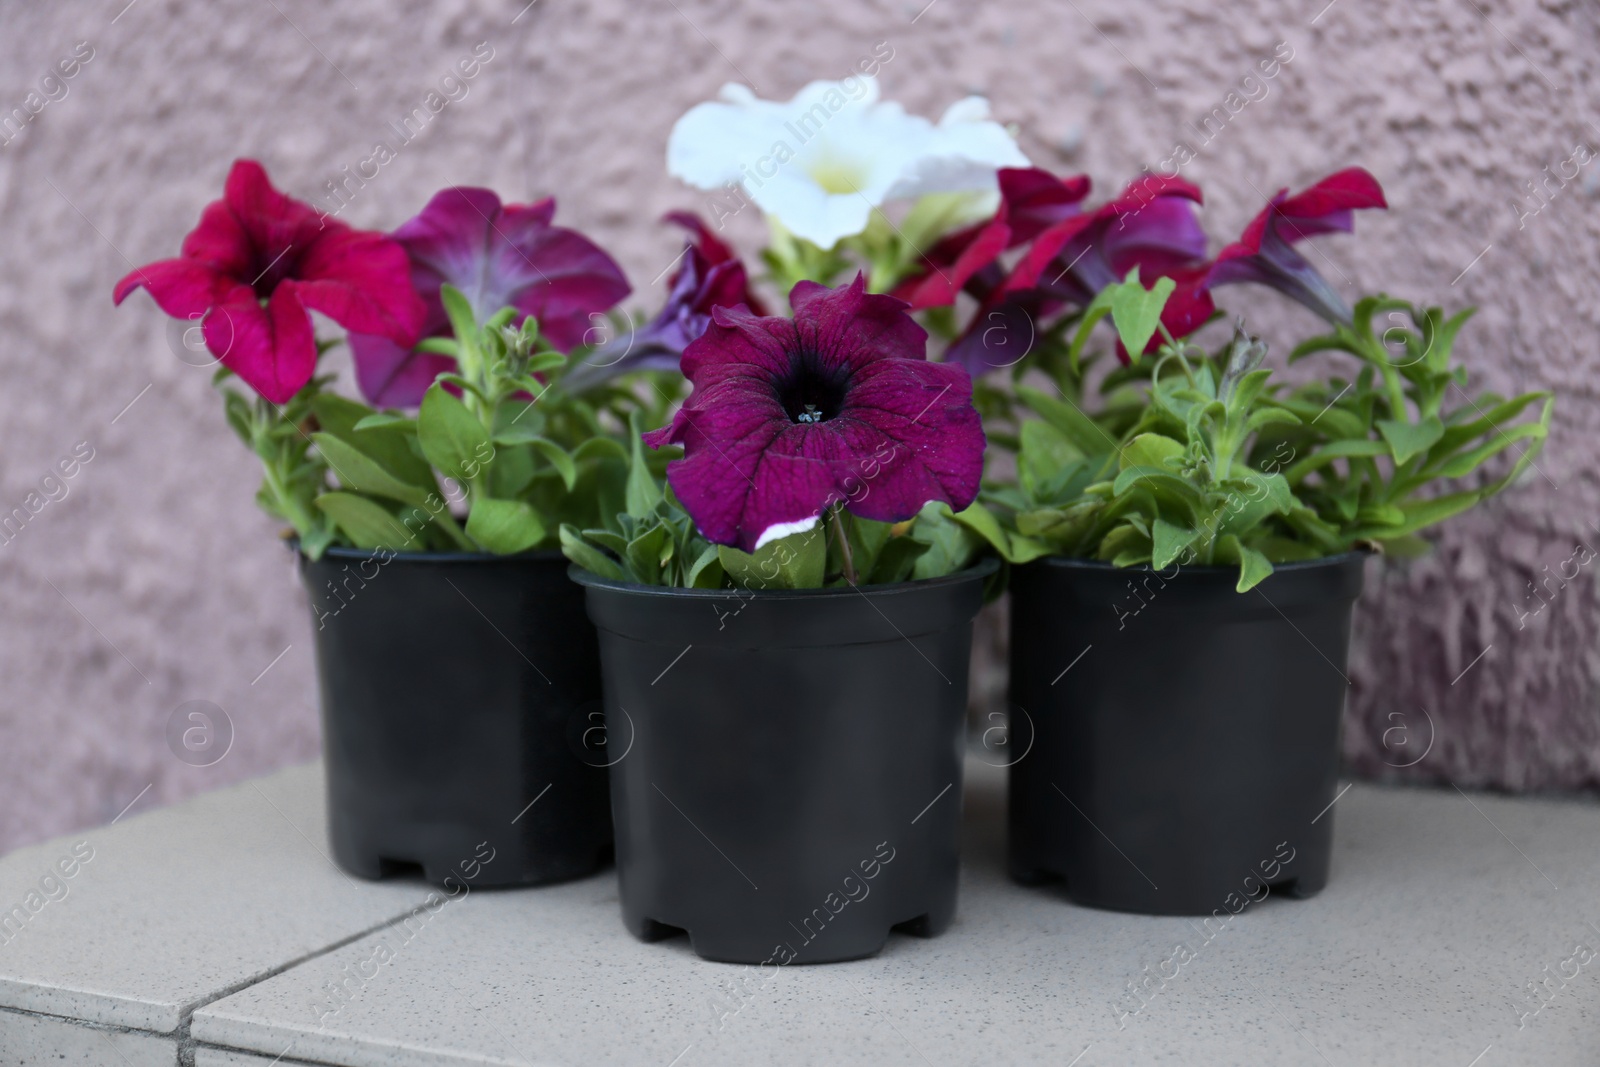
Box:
113, 161, 663, 886
956, 168, 1553, 914
562, 275, 998, 964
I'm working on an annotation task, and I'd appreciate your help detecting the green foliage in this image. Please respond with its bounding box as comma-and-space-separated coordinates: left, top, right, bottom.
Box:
222, 285, 668, 560
559, 431, 992, 590
984, 275, 1553, 592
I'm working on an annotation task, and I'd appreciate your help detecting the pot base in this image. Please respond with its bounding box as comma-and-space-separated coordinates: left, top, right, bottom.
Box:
578, 563, 993, 965
1008, 553, 1365, 917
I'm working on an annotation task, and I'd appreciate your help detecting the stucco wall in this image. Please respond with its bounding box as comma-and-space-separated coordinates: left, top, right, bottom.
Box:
0, 0, 1595, 854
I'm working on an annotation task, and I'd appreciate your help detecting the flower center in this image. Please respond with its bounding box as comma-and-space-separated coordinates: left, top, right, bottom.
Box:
805, 153, 870, 196
778, 363, 847, 425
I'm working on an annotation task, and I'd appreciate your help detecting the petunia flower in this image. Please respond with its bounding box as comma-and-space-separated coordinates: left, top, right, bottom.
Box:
349, 187, 630, 408
986, 173, 1216, 365
892, 167, 1092, 310
643, 274, 984, 553
666, 78, 1029, 249
113, 159, 424, 403
931, 173, 1215, 372
1204, 167, 1387, 325
564, 212, 767, 392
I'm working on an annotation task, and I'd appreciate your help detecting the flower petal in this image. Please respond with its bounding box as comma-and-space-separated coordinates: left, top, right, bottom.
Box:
788, 274, 927, 374
205, 282, 317, 404
294, 228, 424, 345
179, 198, 255, 277
349, 328, 454, 409
392, 187, 628, 351
222, 159, 327, 281
113, 258, 233, 319
827, 357, 984, 522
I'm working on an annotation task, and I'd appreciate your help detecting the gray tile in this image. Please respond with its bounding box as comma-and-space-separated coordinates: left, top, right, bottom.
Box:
0, 764, 432, 1034
192, 761, 1600, 1066
0, 1006, 174, 1066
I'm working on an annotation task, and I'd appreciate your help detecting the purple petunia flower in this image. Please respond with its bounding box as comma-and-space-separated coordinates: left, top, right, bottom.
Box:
563, 213, 765, 392
643, 275, 985, 554
1204, 167, 1387, 325
349, 187, 630, 408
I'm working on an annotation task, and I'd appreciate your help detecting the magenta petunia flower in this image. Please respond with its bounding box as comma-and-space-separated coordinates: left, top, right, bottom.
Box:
892, 167, 1091, 310
349, 187, 630, 408
1205, 167, 1387, 324
113, 159, 424, 403
1013, 174, 1214, 362
643, 275, 985, 553
942, 173, 1215, 370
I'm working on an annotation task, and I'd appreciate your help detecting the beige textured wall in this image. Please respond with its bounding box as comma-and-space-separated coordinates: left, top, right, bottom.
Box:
1, 0, 1595, 854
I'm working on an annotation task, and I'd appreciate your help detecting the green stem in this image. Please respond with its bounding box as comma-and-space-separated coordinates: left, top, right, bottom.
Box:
831, 507, 858, 586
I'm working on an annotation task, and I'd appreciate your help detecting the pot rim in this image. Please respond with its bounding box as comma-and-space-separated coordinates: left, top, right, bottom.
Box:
570, 555, 999, 601
292, 538, 567, 565
1025, 549, 1372, 576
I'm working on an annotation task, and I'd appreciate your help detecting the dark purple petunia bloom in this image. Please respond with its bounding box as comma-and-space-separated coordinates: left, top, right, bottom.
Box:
643, 275, 985, 554
1205, 167, 1387, 325
564, 213, 764, 392
349, 187, 630, 408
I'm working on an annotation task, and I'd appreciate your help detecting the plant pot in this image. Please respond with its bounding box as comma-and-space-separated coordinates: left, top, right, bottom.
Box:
1007, 552, 1367, 915
299, 547, 612, 887
574, 560, 997, 964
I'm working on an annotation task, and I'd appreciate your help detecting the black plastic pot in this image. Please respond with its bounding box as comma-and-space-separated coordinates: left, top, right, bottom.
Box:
1008, 553, 1367, 915
575, 560, 996, 964
299, 547, 611, 887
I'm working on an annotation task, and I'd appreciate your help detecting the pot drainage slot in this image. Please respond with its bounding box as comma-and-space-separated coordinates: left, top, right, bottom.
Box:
638, 918, 688, 942
376, 857, 427, 880
891, 913, 934, 937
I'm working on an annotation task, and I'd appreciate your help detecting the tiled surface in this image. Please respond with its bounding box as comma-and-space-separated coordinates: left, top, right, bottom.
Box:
188, 761, 1600, 1066
0, 1006, 174, 1066
0, 764, 431, 1034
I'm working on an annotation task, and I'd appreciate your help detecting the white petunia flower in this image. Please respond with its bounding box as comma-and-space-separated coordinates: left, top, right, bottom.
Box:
667, 77, 1030, 249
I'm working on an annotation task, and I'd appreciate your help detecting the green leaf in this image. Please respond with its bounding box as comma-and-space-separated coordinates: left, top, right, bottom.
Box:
1119, 432, 1186, 472
1016, 385, 1115, 457
310, 393, 435, 487
1066, 286, 1116, 374
418, 384, 493, 482
312, 433, 433, 508
1282, 439, 1391, 483
1434, 419, 1548, 479
559, 523, 626, 581
439, 285, 479, 349
1107, 270, 1176, 358
625, 521, 672, 585
1233, 547, 1274, 591
910, 502, 984, 580
1150, 517, 1196, 570
488, 444, 536, 498
1346, 489, 1483, 540
351, 412, 415, 431
315, 492, 418, 551
527, 437, 577, 491
466, 496, 546, 554
867, 534, 932, 584
415, 336, 460, 357
685, 544, 724, 589
625, 412, 663, 519
718, 525, 826, 589
1111, 465, 1202, 505
1377, 415, 1445, 464
1019, 419, 1084, 503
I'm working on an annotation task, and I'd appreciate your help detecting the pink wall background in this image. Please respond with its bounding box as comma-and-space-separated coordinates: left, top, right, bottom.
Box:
1, 0, 1595, 854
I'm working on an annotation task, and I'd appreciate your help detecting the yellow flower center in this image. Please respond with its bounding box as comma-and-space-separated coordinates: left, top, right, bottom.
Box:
806, 154, 869, 196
